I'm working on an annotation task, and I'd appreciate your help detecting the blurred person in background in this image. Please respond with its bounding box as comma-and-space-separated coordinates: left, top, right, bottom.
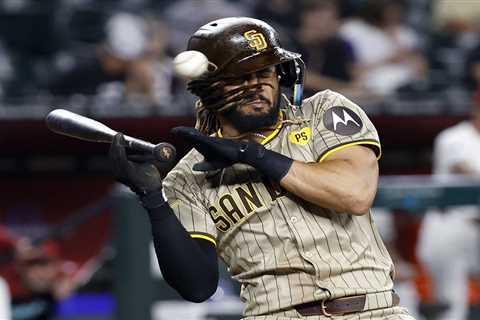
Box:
11, 239, 76, 320
122, 17, 176, 108
340, 0, 426, 96
293, 0, 363, 98
417, 91, 480, 320
431, 0, 480, 36
428, 0, 480, 89
465, 43, 480, 92
46, 12, 175, 109
45, 12, 141, 96
0, 226, 77, 320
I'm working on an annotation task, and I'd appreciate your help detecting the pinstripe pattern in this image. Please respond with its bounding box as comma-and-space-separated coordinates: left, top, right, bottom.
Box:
241, 306, 415, 320
162, 90, 402, 318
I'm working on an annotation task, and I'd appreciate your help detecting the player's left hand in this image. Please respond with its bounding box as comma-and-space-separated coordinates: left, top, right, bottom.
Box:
109, 133, 163, 194
172, 126, 264, 171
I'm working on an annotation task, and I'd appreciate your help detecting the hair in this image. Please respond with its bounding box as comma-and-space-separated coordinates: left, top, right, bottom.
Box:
194, 101, 220, 135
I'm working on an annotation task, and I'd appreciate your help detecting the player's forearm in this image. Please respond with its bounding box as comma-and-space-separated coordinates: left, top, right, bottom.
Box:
147, 202, 219, 302
280, 157, 378, 215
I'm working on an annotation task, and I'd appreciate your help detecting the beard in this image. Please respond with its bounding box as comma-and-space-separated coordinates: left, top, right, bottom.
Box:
223, 90, 281, 134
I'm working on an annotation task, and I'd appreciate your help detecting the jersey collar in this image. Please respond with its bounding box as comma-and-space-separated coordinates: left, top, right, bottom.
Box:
217, 111, 284, 145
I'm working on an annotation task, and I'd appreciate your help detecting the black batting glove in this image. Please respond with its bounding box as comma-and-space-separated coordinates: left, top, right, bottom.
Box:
109, 133, 165, 209
172, 127, 294, 181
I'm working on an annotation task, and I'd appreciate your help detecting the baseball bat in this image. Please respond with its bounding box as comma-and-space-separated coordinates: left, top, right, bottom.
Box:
45, 109, 176, 162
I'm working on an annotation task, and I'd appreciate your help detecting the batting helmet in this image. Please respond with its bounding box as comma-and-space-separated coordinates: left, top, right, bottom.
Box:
187, 17, 305, 135
187, 17, 301, 87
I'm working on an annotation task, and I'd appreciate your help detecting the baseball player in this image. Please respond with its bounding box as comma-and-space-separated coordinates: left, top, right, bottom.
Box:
417, 91, 480, 320
109, 17, 415, 319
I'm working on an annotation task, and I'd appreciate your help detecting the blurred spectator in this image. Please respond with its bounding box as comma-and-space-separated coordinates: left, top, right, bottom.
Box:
417, 91, 480, 320
428, 1, 480, 88
293, 0, 361, 98
122, 18, 176, 107
45, 12, 141, 96
432, 1, 480, 35
162, 0, 250, 53
45, 12, 176, 108
340, 0, 426, 96
465, 43, 480, 91
12, 239, 76, 320
0, 226, 78, 320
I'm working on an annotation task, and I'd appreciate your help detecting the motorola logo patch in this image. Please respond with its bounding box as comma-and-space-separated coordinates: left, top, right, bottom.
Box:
323, 106, 363, 136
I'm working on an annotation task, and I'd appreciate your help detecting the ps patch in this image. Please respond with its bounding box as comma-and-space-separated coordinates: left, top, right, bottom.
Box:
323, 106, 362, 136
289, 127, 311, 145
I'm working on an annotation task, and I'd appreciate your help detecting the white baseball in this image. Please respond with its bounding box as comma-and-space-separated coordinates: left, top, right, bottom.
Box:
173, 50, 209, 79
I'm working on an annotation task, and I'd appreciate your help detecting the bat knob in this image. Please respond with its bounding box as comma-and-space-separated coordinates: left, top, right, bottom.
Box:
153, 143, 177, 163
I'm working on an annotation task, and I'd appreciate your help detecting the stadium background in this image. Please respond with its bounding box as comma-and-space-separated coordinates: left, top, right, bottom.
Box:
0, 0, 479, 319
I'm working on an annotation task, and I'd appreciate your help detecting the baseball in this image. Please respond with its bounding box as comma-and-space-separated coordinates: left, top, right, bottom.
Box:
173, 50, 209, 79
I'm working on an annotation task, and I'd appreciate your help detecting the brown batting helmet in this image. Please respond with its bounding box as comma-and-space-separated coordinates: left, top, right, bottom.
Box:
187, 17, 305, 134
187, 17, 301, 86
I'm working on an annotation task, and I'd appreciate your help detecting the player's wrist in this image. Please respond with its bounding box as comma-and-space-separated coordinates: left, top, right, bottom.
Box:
240, 142, 293, 181
139, 189, 167, 210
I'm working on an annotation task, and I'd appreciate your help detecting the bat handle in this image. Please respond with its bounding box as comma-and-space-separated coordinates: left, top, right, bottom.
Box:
124, 135, 155, 152
124, 135, 176, 163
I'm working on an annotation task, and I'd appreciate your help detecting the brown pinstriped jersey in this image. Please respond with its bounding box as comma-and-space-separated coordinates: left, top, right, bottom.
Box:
162, 89, 394, 316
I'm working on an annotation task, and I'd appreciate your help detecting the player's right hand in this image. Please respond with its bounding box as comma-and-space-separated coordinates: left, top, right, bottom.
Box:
109, 133, 163, 196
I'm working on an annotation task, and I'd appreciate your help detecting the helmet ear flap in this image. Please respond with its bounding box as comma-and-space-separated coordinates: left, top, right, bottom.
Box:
277, 58, 305, 106
277, 61, 297, 87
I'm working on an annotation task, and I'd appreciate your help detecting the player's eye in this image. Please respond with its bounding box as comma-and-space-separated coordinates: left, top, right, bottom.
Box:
224, 67, 274, 86
225, 78, 245, 86
257, 67, 275, 78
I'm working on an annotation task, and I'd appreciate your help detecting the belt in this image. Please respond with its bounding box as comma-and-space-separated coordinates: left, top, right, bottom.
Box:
294, 291, 400, 317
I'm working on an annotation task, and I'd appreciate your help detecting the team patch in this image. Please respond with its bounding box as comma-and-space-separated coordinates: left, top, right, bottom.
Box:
244, 30, 267, 51
323, 106, 362, 136
289, 127, 311, 145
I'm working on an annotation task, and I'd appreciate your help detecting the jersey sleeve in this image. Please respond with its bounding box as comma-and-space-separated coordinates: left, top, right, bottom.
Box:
309, 90, 381, 162
162, 161, 218, 246
432, 126, 468, 174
